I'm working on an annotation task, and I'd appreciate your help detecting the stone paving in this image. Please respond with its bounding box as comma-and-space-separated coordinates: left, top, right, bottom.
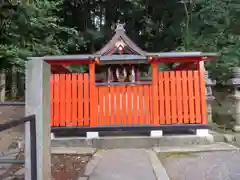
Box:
0, 147, 24, 180
163, 150, 240, 180
154, 142, 239, 153
88, 149, 157, 180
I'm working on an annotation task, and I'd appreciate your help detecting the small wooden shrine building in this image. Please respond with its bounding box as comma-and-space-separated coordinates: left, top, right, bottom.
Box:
47, 24, 217, 137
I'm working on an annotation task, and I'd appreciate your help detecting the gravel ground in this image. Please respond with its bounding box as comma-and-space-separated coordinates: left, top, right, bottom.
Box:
52, 154, 91, 180
1, 154, 92, 180
163, 151, 240, 180
0, 105, 25, 153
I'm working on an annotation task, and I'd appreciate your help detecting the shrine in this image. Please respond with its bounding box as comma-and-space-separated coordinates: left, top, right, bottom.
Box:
94, 24, 150, 84
45, 23, 218, 137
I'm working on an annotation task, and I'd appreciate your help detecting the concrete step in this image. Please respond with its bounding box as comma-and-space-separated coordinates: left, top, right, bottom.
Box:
51, 135, 212, 149
154, 142, 239, 153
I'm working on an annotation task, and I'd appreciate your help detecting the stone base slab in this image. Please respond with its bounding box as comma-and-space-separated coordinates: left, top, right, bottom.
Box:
52, 135, 212, 149
233, 125, 240, 132
154, 142, 239, 153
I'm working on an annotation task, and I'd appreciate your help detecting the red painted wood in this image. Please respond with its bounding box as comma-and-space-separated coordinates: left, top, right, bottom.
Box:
51, 69, 206, 127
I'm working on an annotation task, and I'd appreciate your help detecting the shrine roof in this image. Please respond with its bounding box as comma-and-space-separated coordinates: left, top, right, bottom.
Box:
32, 51, 217, 64
28, 24, 218, 64
94, 24, 146, 56
31, 52, 217, 60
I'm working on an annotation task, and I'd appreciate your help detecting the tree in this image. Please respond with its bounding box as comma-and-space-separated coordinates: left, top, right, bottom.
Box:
0, 0, 84, 70
1, 0, 239, 82
57, 0, 186, 53
179, 0, 240, 83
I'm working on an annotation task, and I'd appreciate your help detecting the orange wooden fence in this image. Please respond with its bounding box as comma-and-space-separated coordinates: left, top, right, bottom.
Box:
51, 73, 90, 127
155, 71, 207, 126
96, 85, 153, 126
51, 70, 207, 127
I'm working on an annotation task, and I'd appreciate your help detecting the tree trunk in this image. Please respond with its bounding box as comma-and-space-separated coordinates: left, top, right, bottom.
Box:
0, 69, 6, 102
11, 66, 17, 100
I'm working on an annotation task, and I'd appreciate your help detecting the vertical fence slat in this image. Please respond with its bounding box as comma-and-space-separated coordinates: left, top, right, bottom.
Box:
188, 71, 195, 123
158, 73, 165, 125
133, 87, 138, 125
110, 87, 115, 125
121, 86, 127, 125
50, 75, 56, 127
105, 87, 110, 126
115, 86, 121, 125
138, 86, 144, 124
55, 74, 61, 126
51, 76, 54, 127
193, 71, 201, 123
163, 72, 171, 124
83, 74, 89, 126
182, 71, 189, 123
95, 86, 99, 126
59, 74, 66, 126
98, 87, 105, 126
77, 74, 83, 126
65, 74, 72, 126
176, 71, 183, 124
71, 74, 78, 126
51, 75, 55, 126
199, 70, 207, 124
89, 64, 97, 127
149, 86, 153, 124
127, 86, 133, 125
152, 64, 159, 125
143, 85, 150, 124
170, 72, 177, 124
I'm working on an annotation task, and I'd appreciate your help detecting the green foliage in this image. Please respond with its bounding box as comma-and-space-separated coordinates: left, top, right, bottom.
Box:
0, 0, 240, 80
179, 0, 240, 83
67, 64, 88, 73
0, 0, 84, 70
57, 0, 185, 52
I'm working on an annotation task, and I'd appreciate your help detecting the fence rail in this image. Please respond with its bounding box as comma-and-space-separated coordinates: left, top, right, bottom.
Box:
0, 114, 37, 180
0, 101, 25, 106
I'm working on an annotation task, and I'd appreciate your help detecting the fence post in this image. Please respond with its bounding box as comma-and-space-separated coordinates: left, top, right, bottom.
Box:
151, 63, 159, 125
150, 63, 162, 137
25, 59, 51, 180
87, 62, 99, 138
30, 116, 37, 179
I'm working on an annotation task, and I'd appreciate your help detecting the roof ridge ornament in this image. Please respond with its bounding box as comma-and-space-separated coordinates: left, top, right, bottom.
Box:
115, 23, 126, 32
